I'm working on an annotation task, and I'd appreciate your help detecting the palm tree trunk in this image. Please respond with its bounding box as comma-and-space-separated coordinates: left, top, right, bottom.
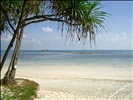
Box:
9, 27, 24, 79
0, 0, 28, 72
2, 27, 24, 85
0, 30, 18, 72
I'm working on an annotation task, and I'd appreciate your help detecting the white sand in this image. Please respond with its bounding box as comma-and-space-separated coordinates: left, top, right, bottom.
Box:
1, 65, 133, 100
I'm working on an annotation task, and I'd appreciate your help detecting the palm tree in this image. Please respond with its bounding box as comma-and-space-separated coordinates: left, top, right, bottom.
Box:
0, 0, 109, 85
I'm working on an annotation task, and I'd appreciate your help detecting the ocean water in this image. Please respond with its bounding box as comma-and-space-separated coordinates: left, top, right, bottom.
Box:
1, 50, 133, 68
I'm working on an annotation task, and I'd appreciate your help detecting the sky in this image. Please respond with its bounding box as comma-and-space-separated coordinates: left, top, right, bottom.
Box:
1, 1, 133, 50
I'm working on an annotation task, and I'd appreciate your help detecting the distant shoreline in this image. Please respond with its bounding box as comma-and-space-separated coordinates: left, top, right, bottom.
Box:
1, 49, 133, 51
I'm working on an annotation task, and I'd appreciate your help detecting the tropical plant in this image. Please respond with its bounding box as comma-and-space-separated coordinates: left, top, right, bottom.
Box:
0, 0, 109, 85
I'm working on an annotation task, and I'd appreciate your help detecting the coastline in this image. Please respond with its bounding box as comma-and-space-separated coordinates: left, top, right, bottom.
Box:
1, 65, 132, 100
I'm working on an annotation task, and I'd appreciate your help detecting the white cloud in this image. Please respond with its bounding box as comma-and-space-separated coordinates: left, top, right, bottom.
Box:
96, 32, 132, 50
31, 38, 42, 44
110, 32, 129, 43
1, 34, 12, 42
22, 34, 42, 45
110, 32, 132, 49
42, 26, 52, 32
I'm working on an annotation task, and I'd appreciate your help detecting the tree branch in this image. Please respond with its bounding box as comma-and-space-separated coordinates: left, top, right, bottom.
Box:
21, 19, 46, 27
16, 0, 28, 30
21, 16, 69, 26
21, 12, 66, 25
22, 15, 46, 24
45, 17, 80, 26
23, 2, 40, 17
0, 4, 15, 32
0, 0, 28, 71
21, 16, 80, 28
46, 17, 69, 23
45, 13, 66, 17
4, 24, 14, 35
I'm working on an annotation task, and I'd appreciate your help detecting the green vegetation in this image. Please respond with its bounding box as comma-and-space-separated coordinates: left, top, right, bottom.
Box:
1, 78, 39, 100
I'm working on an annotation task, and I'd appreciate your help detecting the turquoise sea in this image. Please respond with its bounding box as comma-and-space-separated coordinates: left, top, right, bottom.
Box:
1, 50, 132, 68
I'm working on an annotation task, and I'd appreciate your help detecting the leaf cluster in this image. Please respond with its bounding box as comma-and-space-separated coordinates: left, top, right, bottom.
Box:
49, 0, 109, 44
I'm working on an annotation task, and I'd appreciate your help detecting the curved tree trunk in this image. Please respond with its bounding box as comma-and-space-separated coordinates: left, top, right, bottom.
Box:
0, 30, 18, 72
1, 1, 28, 85
10, 27, 24, 79
2, 27, 25, 85
0, 0, 28, 72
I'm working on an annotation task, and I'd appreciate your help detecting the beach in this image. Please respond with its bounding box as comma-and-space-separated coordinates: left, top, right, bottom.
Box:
1, 50, 133, 100
2, 64, 132, 100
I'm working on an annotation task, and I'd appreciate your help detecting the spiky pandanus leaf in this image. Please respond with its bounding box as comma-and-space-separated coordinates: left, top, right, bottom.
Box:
49, 0, 108, 44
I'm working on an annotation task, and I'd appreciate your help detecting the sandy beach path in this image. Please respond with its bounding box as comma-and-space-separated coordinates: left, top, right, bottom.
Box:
33, 78, 132, 100
2, 65, 133, 100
